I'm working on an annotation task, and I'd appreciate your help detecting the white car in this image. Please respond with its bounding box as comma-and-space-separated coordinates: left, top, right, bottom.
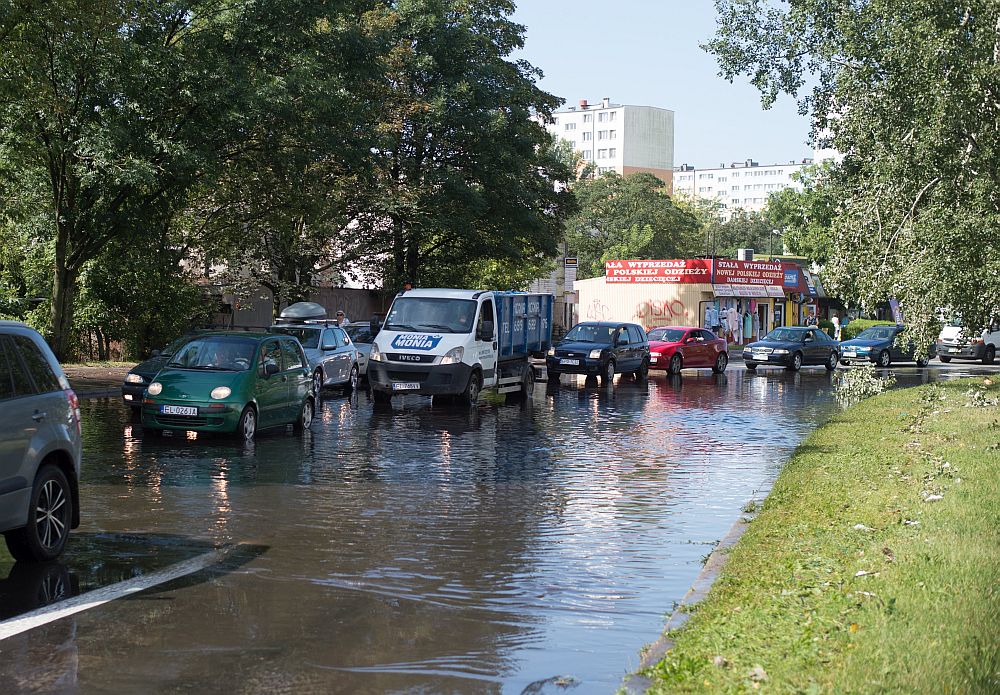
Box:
936, 317, 1000, 364
343, 322, 374, 377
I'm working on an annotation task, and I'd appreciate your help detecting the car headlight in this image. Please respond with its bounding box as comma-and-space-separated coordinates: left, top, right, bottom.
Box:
589, 349, 604, 359
370, 343, 383, 362
650, 351, 662, 357
440, 346, 464, 365
125, 373, 145, 384
147, 382, 163, 395
211, 386, 231, 400
772, 349, 789, 355
547, 346, 555, 356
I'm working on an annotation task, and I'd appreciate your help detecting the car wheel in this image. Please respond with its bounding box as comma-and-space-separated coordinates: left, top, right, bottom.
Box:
877, 350, 891, 368
601, 360, 616, 385
668, 354, 682, 376
4, 464, 73, 562
916, 356, 930, 368
825, 351, 838, 371
939, 355, 951, 363
293, 398, 314, 433
787, 352, 803, 372
345, 365, 359, 393
312, 369, 323, 396
983, 345, 996, 365
236, 406, 256, 441
634, 359, 649, 381
547, 369, 560, 383
713, 352, 729, 374
460, 370, 481, 406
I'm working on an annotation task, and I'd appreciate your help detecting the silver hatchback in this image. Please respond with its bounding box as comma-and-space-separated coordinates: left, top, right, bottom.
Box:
0, 322, 82, 562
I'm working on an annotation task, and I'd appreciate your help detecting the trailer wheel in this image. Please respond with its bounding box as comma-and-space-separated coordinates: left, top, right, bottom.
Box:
508, 364, 535, 403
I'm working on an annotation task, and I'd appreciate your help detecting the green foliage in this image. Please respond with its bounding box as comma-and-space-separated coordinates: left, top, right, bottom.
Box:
834, 362, 896, 407
566, 172, 700, 278
765, 164, 837, 265
818, 318, 835, 337
706, 0, 1000, 355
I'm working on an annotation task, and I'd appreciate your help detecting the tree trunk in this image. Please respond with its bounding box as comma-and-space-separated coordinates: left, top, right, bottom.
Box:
50, 256, 78, 361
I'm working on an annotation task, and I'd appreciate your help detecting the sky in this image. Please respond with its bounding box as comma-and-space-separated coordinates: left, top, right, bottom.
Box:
510, 1, 815, 169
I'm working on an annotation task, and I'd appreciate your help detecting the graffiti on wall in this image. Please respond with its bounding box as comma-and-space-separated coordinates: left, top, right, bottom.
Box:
634, 298, 690, 326
585, 299, 613, 321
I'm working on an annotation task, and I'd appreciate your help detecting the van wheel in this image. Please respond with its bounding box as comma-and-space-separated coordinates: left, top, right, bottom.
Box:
293, 398, 314, 433
984, 345, 996, 365
460, 371, 481, 406
4, 464, 73, 562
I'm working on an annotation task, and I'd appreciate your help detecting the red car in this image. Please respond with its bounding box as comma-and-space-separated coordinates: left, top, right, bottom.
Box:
647, 326, 729, 374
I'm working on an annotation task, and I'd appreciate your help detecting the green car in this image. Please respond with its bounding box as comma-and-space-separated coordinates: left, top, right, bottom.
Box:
141, 332, 314, 440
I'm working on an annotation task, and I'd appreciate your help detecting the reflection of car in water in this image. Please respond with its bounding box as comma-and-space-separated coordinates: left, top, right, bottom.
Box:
270, 302, 360, 394
840, 324, 931, 367
0, 321, 82, 562
0, 560, 79, 619
141, 332, 315, 441
743, 326, 839, 372
936, 317, 1000, 364
646, 326, 728, 375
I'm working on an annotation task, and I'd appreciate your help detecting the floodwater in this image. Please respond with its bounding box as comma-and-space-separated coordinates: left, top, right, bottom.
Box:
0, 365, 982, 693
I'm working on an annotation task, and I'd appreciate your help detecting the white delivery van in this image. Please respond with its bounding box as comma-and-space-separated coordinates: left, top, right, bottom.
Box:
936, 317, 1000, 364
367, 288, 553, 406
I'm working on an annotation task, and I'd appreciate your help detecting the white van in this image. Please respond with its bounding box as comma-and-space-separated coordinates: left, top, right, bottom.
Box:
936, 317, 1000, 364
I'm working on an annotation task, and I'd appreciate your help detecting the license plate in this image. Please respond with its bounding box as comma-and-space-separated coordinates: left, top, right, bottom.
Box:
560, 358, 580, 365
842, 351, 856, 357
392, 382, 420, 391
948, 347, 960, 353
161, 405, 198, 416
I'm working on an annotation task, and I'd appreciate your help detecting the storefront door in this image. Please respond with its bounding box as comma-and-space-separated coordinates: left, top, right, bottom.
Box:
774, 302, 785, 328
756, 304, 769, 339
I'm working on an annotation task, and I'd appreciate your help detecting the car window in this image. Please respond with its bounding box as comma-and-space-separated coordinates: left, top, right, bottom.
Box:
2, 336, 36, 397
698, 330, 716, 342
626, 325, 644, 343
259, 340, 282, 374
272, 326, 321, 349
0, 338, 16, 401
11, 334, 60, 393
648, 328, 684, 342
765, 328, 805, 342
280, 339, 304, 370
344, 324, 373, 344
322, 328, 338, 349
335, 327, 351, 346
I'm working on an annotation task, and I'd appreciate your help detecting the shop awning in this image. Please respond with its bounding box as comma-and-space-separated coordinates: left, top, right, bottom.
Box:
713, 284, 785, 298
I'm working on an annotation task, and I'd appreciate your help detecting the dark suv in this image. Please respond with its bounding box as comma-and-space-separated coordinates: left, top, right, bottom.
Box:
0, 322, 82, 562
546, 321, 650, 385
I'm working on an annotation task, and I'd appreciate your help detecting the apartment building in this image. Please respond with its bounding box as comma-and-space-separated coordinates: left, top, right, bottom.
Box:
544, 98, 675, 190
673, 158, 812, 218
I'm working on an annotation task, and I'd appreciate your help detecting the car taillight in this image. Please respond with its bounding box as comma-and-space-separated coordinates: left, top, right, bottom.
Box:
65, 388, 81, 435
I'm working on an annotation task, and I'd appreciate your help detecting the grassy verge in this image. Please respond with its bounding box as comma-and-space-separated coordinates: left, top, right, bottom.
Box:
642, 377, 1000, 693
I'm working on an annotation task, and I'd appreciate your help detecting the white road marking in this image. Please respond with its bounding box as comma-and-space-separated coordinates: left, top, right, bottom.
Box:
0, 546, 235, 641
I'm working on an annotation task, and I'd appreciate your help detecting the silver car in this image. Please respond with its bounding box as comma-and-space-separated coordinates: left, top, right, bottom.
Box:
269, 323, 360, 394
0, 322, 82, 562
343, 322, 374, 377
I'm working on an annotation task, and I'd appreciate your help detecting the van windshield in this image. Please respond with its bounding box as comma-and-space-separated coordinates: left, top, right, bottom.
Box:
384, 298, 477, 334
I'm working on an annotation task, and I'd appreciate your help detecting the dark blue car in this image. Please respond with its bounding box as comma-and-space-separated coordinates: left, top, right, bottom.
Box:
545, 321, 650, 385
743, 326, 839, 372
840, 324, 931, 368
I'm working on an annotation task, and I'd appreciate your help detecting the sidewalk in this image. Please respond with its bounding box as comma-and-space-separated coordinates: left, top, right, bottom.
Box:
62, 363, 134, 399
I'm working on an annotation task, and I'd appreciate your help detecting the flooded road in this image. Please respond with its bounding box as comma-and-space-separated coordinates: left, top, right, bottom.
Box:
0, 366, 987, 693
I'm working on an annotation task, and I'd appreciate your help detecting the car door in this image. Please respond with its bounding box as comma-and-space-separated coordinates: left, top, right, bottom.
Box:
280, 338, 309, 421
612, 326, 631, 370
697, 329, 720, 366
255, 339, 287, 428
802, 329, 824, 364
891, 327, 912, 361
626, 325, 645, 370
322, 327, 351, 383
474, 298, 498, 386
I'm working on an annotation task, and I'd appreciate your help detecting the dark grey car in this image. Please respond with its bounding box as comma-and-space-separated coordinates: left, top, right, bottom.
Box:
0, 322, 82, 561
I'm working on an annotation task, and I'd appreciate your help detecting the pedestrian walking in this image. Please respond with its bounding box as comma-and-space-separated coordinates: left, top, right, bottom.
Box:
832, 314, 841, 341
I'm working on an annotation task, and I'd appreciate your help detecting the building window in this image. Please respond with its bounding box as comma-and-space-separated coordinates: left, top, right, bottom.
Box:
598, 112, 608, 122
608, 147, 617, 157
564, 122, 576, 131
698, 186, 712, 193
583, 114, 593, 123
608, 129, 617, 139
732, 185, 739, 191
608, 111, 616, 121
598, 149, 608, 158
744, 185, 751, 190
553, 118, 559, 125
732, 171, 739, 177
718, 176, 727, 182
583, 150, 592, 159
582, 131, 592, 141
731, 198, 740, 204
598, 130, 608, 139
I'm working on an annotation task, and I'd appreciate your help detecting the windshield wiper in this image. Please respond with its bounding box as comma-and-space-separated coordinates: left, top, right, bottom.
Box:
419, 323, 456, 331
385, 323, 418, 331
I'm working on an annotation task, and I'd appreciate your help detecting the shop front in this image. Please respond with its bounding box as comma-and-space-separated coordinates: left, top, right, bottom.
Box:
576, 258, 813, 345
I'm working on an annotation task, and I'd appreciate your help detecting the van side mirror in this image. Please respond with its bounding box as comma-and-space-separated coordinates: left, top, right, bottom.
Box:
478, 320, 494, 341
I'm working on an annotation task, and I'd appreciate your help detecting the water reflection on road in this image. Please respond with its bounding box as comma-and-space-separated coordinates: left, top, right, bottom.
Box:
0, 367, 973, 693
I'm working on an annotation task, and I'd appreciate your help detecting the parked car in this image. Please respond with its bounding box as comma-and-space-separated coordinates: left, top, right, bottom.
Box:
840, 324, 931, 367
141, 332, 314, 440
743, 326, 839, 372
269, 302, 360, 394
121, 334, 197, 412
545, 321, 650, 385
647, 326, 729, 375
343, 322, 374, 377
0, 321, 82, 562
936, 317, 1000, 364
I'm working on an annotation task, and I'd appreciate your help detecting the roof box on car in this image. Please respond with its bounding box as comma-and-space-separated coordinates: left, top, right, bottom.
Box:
277, 301, 327, 323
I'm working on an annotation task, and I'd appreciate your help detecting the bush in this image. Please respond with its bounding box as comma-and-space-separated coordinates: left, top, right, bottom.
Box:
818, 318, 835, 337
841, 318, 897, 341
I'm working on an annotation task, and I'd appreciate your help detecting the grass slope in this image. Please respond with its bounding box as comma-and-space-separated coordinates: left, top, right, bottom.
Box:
643, 378, 1000, 693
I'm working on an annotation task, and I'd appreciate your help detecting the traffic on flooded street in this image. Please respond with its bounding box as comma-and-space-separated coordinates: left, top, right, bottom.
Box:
1, 363, 991, 694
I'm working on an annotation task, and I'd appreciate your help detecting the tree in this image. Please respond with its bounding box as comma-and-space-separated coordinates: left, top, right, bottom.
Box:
765, 165, 837, 265
706, 0, 1000, 349
361, 0, 575, 290
566, 172, 701, 278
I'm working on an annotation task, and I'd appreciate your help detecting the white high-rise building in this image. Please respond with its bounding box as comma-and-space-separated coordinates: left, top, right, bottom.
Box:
673, 158, 813, 218
543, 97, 675, 190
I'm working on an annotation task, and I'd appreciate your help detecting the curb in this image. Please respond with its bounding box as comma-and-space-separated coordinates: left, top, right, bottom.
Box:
621, 512, 755, 693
